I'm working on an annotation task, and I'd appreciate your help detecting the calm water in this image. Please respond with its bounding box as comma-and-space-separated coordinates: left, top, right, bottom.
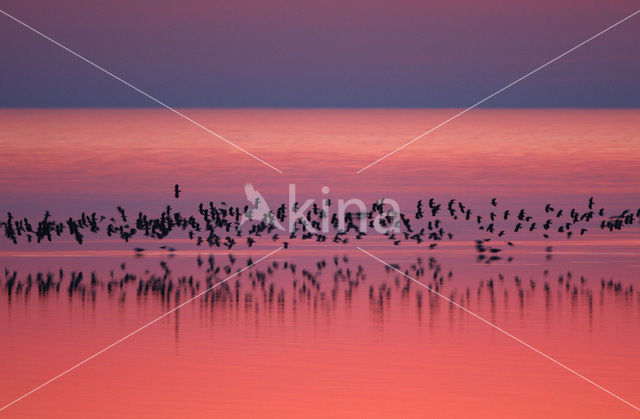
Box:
1, 109, 639, 417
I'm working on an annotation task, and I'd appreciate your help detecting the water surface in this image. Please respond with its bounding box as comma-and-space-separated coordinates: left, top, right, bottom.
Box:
1, 109, 639, 417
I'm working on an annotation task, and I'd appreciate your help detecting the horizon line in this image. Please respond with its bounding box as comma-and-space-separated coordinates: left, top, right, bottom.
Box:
1, 105, 639, 110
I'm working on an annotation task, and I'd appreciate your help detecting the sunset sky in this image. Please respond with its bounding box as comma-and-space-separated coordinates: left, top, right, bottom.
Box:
1, 0, 638, 107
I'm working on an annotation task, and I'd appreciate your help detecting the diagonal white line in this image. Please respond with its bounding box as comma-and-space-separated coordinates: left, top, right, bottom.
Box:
0, 9, 283, 174
0, 247, 283, 412
356, 9, 640, 173
357, 246, 640, 412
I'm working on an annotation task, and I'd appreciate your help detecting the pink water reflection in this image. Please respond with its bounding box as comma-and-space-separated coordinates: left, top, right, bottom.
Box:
1, 109, 639, 417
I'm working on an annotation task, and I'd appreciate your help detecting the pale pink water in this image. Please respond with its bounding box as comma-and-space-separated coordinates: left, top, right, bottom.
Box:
0, 109, 639, 417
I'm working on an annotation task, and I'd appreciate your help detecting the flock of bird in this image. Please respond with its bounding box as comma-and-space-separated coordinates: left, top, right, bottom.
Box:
1, 254, 635, 324
1, 187, 638, 259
